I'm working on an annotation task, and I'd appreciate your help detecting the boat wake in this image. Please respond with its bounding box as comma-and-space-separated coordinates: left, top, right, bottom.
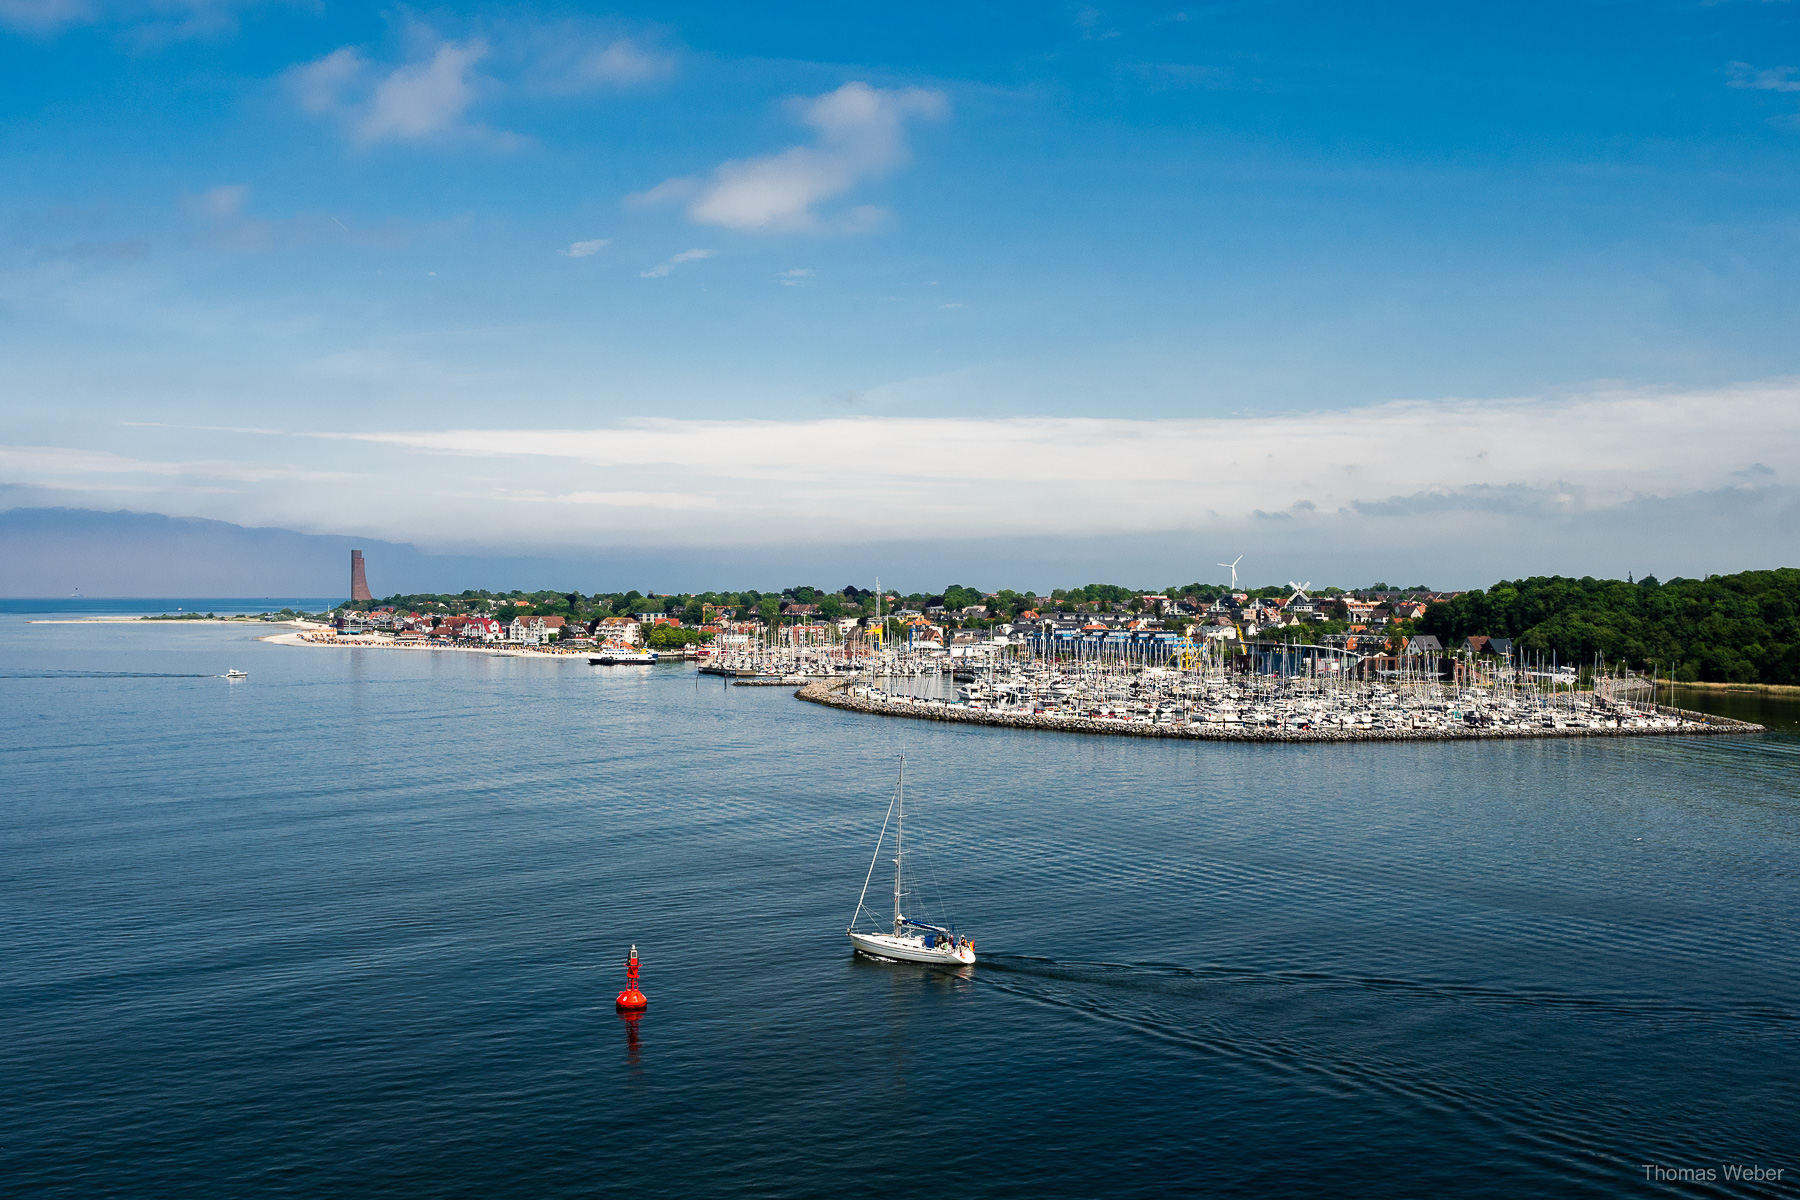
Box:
974, 954, 1796, 1030
966, 953, 1792, 1184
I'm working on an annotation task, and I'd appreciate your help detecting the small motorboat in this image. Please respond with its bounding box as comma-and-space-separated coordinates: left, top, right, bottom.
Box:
225, 669, 248, 679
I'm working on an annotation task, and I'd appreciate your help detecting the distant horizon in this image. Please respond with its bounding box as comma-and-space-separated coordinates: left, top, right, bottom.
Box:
3, 503, 1789, 603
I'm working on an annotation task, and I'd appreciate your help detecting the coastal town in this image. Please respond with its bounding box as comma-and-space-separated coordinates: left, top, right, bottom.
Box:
305, 577, 1464, 666
250, 553, 1781, 743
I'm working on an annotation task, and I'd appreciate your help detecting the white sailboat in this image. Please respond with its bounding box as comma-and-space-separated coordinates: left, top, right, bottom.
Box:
846, 756, 976, 966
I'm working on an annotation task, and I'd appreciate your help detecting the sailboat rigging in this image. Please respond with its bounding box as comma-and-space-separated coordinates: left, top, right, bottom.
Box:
846, 755, 976, 966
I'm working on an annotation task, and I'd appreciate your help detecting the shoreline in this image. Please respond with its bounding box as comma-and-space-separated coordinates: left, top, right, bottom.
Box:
793, 679, 1765, 743
260, 631, 576, 657
258, 630, 682, 659
1670, 680, 1800, 697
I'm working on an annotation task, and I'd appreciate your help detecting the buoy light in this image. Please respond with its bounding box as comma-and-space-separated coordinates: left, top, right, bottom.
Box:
615, 944, 648, 1012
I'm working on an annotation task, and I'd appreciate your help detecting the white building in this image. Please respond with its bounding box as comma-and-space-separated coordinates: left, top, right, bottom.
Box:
508, 614, 566, 645
595, 616, 642, 646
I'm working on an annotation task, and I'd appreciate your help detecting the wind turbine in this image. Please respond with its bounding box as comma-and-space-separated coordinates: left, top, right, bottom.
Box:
1217, 555, 1243, 591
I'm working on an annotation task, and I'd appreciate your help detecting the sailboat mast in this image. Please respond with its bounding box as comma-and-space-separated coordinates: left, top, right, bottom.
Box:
893, 755, 904, 934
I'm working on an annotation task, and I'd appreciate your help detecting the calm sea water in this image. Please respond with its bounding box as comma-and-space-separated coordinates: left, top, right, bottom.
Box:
1672, 686, 1800, 735
0, 598, 340, 617
3, 616, 1796, 1198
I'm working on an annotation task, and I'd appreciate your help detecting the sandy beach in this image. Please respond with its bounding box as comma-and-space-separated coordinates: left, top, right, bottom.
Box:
260, 629, 590, 659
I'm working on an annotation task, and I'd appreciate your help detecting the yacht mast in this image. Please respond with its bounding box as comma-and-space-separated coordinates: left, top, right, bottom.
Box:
893, 755, 904, 934
849, 763, 901, 933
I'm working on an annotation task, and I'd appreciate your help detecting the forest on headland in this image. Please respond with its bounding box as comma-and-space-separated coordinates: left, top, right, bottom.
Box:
1419, 569, 1800, 685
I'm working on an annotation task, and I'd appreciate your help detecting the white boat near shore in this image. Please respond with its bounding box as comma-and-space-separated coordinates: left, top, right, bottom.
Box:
846, 756, 975, 967
589, 648, 659, 665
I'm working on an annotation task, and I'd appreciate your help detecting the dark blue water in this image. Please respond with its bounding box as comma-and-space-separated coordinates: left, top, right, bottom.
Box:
3, 617, 1796, 1198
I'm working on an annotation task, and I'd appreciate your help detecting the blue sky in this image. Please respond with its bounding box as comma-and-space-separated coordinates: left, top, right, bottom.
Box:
3, 1, 1799, 592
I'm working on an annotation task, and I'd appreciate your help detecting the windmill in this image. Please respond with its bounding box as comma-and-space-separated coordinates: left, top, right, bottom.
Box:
1288, 581, 1312, 601
1217, 554, 1244, 591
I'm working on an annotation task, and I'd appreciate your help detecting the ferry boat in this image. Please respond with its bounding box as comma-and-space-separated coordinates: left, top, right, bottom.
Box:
846, 756, 976, 966
589, 647, 658, 666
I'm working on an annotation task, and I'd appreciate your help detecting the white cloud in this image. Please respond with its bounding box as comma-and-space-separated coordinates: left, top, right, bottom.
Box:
361, 40, 489, 142
287, 23, 673, 149
501, 24, 675, 94
288, 37, 515, 148
545, 491, 720, 510
1073, 6, 1121, 40
290, 46, 364, 114
292, 380, 1800, 543
626, 177, 689, 205
0, 0, 92, 31
577, 39, 672, 87
187, 183, 249, 219
0, 0, 258, 35
19, 382, 1799, 576
565, 238, 610, 257
1727, 62, 1800, 93
631, 82, 948, 233
779, 267, 814, 287
638, 247, 715, 278
0, 443, 361, 484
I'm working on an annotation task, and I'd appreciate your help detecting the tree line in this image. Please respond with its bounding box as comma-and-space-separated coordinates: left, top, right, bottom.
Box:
341, 579, 1445, 632
1419, 570, 1800, 684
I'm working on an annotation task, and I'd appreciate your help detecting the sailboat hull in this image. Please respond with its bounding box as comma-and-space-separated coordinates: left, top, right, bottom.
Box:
848, 931, 975, 965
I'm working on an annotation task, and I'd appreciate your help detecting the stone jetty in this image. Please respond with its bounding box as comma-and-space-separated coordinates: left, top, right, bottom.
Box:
794, 679, 1763, 743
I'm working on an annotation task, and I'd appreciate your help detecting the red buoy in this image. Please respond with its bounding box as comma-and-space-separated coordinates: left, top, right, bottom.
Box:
615, 944, 648, 1012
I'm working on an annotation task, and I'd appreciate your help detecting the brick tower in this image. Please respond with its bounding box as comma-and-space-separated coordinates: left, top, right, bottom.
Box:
350, 549, 373, 602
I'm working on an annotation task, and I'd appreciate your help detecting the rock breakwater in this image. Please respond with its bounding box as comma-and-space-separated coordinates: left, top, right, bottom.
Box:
794, 680, 1764, 743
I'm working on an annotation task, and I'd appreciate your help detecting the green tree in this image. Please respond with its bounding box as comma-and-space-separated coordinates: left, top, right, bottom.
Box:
1419, 569, 1800, 684
941, 583, 983, 610
645, 624, 715, 649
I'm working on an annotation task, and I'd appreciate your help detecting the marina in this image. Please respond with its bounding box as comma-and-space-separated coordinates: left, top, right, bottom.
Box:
267, 624, 1765, 741
794, 650, 1763, 741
